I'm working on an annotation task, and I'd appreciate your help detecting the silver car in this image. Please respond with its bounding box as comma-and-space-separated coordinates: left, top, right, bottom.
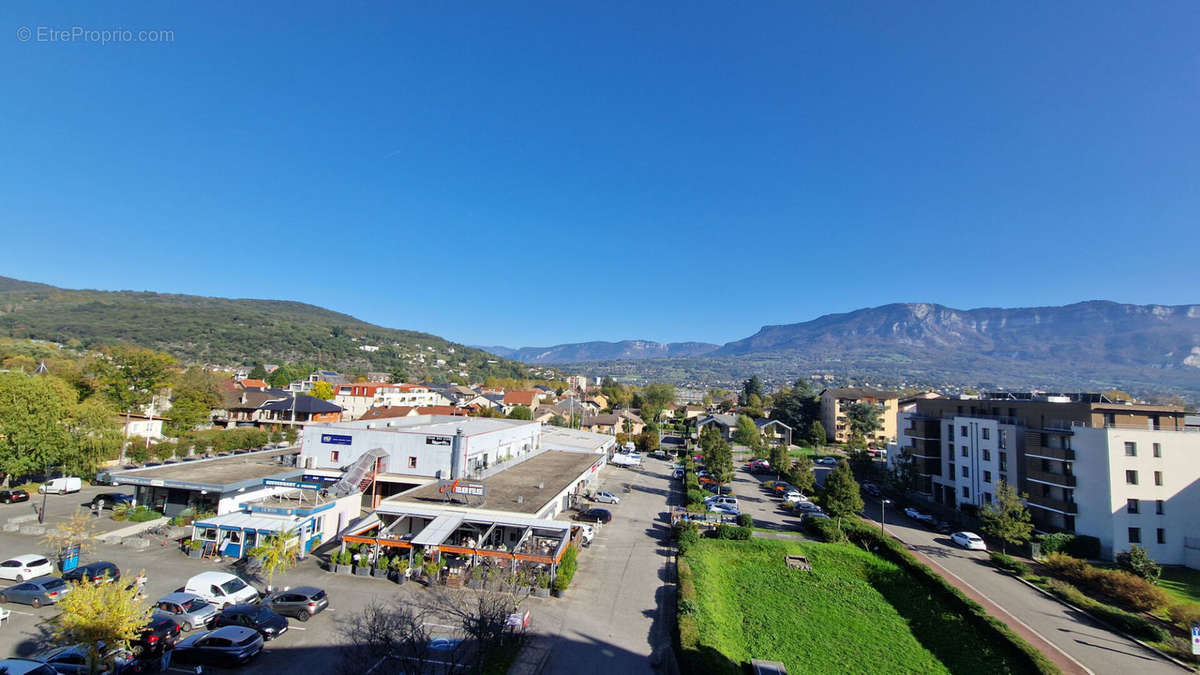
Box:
155, 592, 218, 631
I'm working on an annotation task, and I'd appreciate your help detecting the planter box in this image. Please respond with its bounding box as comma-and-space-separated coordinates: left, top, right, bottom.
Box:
334, 564, 352, 575
466, 579, 485, 590
532, 587, 550, 598
371, 568, 389, 579
354, 567, 371, 577
552, 587, 567, 598
187, 548, 203, 559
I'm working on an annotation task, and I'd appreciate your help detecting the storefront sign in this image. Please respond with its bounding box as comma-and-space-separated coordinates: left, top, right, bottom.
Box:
263, 478, 322, 490
438, 480, 486, 498
321, 433, 353, 445
426, 435, 452, 446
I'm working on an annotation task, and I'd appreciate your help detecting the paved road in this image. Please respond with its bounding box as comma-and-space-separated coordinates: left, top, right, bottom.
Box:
535, 458, 677, 675
858, 498, 1185, 675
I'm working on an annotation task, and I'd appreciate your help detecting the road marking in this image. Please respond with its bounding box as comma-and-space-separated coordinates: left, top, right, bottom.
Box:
287, 626, 306, 630
4, 608, 37, 616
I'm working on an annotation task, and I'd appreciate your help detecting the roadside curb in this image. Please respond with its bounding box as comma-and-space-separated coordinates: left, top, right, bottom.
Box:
1009, 573, 1196, 672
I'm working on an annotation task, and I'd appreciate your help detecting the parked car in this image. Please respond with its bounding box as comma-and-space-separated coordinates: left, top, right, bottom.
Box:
183, 572, 259, 608
815, 457, 837, 466
62, 561, 121, 585
593, 490, 621, 505
931, 520, 955, 534
794, 501, 824, 514
212, 604, 289, 641
31, 645, 139, 675
782, 490, 809, 504
132, 613, 182, 657
748, 463, 773, 475
0, 489, 30, 504
154, 592, 219, 631
170, 626, 264, 668
950, 531, 987, 551
89, 493, 134, 510
861, 483, 881, 497
0, 659, 57, 675
671, 469, 684, 480
904, 507, 934, 524
707, 503, 740, 517
705, 484, 734, 495
575, 508, 612, 524
803, 512, 831, 522
261, 586, 329, 622
0, 577, 71, 607
38, 477, 82, 494
0, 554, 54, 582
704, 495, 739, 509
770, 482, 794, 496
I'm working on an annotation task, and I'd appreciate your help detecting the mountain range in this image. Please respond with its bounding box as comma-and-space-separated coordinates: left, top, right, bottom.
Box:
475, 340, 720, 363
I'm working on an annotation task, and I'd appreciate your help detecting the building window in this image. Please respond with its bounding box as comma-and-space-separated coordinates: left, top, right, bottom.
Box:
1154, 471, 1163, 487
961, 466, 969, 478
1127, 499, 1139, 514
1157, 528, 1166, 545
947, 425, 954, 438
408, 456, 417, 469
1156, 499, 1164, 515
962, 486, 970, 499
1041, 484, 1050, 497
961, 426, 969, 436
982, 449, 991, 462
330, 450, 340, 463
1152, 443, 1161, 458
1041, 458, 1051, 472
1124, 442, 1137, 456
999, 452, 1008, 472
961, 446, 968, 458
984, 492, 992, 504
982, 428, 990, 440
1128, 528, 1141, 544
984, 471, 992, 483
1125, 470, 1138, 485
999, 429, 1008, 449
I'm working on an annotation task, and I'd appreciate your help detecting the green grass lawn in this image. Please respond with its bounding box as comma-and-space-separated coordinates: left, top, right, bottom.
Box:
684, 538, 1035, 674
1159, 566, 1200, 605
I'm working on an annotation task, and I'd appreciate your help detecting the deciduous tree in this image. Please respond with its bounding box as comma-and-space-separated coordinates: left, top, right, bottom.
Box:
808, 420, 826, 447
507, 405, 532, 420
733, 415, 763, 451
310, 380, 336, 401
0, 372, 74, 485
820, 459, 864, 532
979, 481, 1033, 554
53, 574, 153, 674
789, 454, 816, 495
99, 345, 176, 413
845, 402, 883, 440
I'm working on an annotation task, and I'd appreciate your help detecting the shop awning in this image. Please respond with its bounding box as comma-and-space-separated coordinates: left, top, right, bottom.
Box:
195, 511, 296, 534
410, 513, 464, 547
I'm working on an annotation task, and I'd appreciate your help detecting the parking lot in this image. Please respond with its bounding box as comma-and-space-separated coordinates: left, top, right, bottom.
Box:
1, 483, 148, 535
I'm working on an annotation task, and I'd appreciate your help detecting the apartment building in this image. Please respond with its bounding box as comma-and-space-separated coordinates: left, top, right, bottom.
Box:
334, 383, 452, 420
893, 393, 1198, 564
819, 387, 900, 444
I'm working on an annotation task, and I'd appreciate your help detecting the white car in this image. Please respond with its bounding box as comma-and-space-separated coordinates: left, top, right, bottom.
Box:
707, 503, 740, 517
815, 457, 837, 466
575, 524, 595, 545
594, 490, 620, 505
951, 531, 987, 551
183, 571, 259, 608
704, 496, 739, 509
783, 490, 809, 504
904, 507, 934, 524
0, 554, 55, 582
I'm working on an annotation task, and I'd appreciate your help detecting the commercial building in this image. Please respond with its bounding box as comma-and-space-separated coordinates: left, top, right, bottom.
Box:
893, 393, 1199, 565
820, 388, 900, 444
190, 481, 360, 559
109, 449, 304, 517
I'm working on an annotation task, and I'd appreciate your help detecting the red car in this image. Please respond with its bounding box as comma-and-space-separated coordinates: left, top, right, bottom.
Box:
0, 489, 29, 504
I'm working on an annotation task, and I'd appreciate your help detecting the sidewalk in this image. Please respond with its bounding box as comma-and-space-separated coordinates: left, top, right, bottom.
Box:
902, 543, 1091, 675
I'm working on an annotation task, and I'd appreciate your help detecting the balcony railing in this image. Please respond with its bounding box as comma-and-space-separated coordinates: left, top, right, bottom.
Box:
1024, 446, 1075, 461
1024, 469, 1076, 488
1025, 493, 1078, 514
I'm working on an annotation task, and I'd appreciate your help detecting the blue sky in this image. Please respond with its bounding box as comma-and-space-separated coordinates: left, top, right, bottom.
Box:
3, 2, 1198, 347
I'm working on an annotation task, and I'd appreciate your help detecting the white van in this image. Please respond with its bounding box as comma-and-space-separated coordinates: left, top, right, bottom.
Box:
184, 571, 260, 608
38, 477, 82, 495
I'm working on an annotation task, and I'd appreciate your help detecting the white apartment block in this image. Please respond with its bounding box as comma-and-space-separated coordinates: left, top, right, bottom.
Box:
334, 383, 452, 420
894, 393, 1200, 566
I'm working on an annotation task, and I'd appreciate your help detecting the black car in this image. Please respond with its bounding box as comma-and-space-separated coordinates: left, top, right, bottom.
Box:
211, 604, 289, 641
132, 613, 181, 658
90, 493, 134, 509
63, 561, 121, 585
261, 586, 329, 621
0, 489, 30, 504
171, 626, 263, 667
575, 508, 612, 524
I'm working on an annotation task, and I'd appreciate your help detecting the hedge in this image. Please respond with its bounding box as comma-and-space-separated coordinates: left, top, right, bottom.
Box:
1040, 553, 1169, 612
1036, 533, 1101, 560
811, 519, 1060, 674
710, 525, 751, 540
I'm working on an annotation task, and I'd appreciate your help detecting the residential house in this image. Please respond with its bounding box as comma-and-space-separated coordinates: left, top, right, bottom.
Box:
237, 379, 268, 390
118, 413, 167, 441
820, 387, 900, 444
504, 390, 543, 410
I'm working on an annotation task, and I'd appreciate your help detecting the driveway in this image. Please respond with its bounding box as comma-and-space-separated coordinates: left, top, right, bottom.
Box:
533, 458, 678, 674
859, 497, 1185, 675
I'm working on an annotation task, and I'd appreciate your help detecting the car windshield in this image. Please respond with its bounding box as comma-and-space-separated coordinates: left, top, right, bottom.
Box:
181, 598, 208, 612
41, 579, 65, 590
219, 578, 246, 594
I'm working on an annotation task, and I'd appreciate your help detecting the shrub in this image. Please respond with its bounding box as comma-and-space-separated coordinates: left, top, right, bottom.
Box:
126, 506, 162, 522
678, 597, 698, 615
1038, 532, 1101, 559
1041, 552, 1091, 581
1115, 545, 1162, 584
989, 551, 1031, 577
1045, 579, 1167, 642
1092, 569, 1169, 612
1167, 602, 1200, 629
712, 525, 751, 540
110, 504, 129, 521
736, 513, 753, 528
803, 516, 846, 543
687, 489, 707, 506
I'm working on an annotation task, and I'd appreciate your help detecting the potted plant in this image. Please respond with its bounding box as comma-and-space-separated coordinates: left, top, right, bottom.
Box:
372, 555, 390, 579
422, 558, 442, 586
333, 551, 352, 575
466, 566, 486, 590
533, 572, 551, 598
551, 575, 569, 597
389, 555, 407, 584
187, 538, 205, 559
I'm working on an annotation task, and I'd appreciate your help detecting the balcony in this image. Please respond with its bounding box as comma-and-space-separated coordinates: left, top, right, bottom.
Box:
1025, 493, 1078, 514
1024, 445, 1075, 461
1024, 469, 1076, 488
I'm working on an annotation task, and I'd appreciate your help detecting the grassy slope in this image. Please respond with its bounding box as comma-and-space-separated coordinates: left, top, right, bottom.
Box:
687, 538, 1025, 674
1159, 566, 1200, 605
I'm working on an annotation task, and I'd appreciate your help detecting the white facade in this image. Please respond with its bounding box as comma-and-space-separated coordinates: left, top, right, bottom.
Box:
333, 384, 452, 420
300, 416, 542, 479
121, 416, 165, 441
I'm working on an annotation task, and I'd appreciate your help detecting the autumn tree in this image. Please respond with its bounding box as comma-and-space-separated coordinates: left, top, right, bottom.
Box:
979, 481, 1033, 554
310, 380, 336, 401
43, 509, 100, 561
53, 575, 153, 674
98, 345, 176, 413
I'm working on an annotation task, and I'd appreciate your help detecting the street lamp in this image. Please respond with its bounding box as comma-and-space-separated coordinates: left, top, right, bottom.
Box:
880, 499, 892, 534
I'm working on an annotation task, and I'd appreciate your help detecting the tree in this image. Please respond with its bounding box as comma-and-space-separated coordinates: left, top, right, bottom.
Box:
98, 345, 176, 413
740, 376, 763, 406
888, 447, 921, 495
248, 530, 300, 592
733, 415, 763, 451
845, 402, 884, 441
43, 509, 101, 563
310, 380, 336, 401
820, 459, 864, 532
789, 454, 816, 495
53, 574, 153, 674
64, 397, 122, 475
335, 600, 437, 675
808, 420, 827, 447
507, 405, 532, 420
637, 429, 659, 453
769, 443, 789, 479
704, 436, 735, 490
978, 481, 1033, 554
389, 367, 408, 384
0, 372, 74, 485
1116, 544, 1162, 584
548, 414, 567, 427
249, 364, 268, 380
166, 366, 223, 436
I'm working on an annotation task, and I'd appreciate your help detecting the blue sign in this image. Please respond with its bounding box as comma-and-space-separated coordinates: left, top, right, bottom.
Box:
321, 434, 352, 445
263, 478, 322, 490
